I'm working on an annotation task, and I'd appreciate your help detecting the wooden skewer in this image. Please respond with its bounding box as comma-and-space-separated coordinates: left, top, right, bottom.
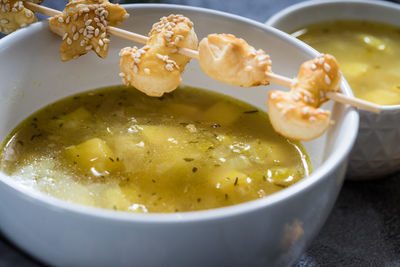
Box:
265, 72, 382, 114
25, 2, 60, 17
25, 2, 199, 60
107, 26, 200, 59
24, 2, 381, 114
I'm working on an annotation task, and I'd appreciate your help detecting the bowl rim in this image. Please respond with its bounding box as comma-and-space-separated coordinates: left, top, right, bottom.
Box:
0, 3, 359, 223
266, 0, 400, 111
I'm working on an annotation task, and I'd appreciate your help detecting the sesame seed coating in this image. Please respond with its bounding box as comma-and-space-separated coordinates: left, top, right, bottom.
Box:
119, 14, 198, 97
0, 0, 42, 34
48, 0, 128, 62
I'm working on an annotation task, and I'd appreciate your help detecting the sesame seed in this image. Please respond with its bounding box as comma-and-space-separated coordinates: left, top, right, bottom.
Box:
165, 63, 174, 71
73, 32, 79, 41
298, 88, 312, 97
85, 19, 92, 26
25, 10, 31, 18
98, 39, 104, 46
249, 50, 257, 57
80, 40, 85, 46
86, 25, 95, 31
317, 108, 329, 115
245, 66, 253, 71
119, 72, 125, 77
133, 65, 138, 73
325, 75, 331, 85
96, 46, 100, 53
67, 38, 72, 45
302, 107, 309, 115
324, 63, 331, 72
270, 92, 277, 99
0, 19, 8, 24
311, 64, 317, 70
66, 16, 70, 24
144, 68, 150, 74
20, 23, 26, 27
103, 38, 110, 43
85, 45, 92, 50
58, 17, 64, 23
257, 54, 269, 62
62, 32, 68, 40
293, 92, 301, 101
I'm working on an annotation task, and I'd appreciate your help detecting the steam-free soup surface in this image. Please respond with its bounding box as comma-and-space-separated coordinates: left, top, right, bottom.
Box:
0, 86, 310, 213
294, 20, 400, 105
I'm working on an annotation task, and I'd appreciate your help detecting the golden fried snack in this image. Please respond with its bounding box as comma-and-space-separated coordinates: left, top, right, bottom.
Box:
267, 54, 341, 141
49, 0, 128, 61
293, 54, 341, 107
119, 14, 198, 97
198, 34, 272, 87
0, 0, 43, 34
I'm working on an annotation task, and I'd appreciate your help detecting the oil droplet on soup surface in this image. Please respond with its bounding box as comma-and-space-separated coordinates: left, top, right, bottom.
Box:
0, 86, 311, 212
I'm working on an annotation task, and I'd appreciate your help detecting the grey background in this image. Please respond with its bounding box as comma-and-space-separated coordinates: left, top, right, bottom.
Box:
0, 0, 399, 266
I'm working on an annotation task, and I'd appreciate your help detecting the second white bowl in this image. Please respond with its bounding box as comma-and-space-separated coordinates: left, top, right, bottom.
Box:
266, 0, 400, 179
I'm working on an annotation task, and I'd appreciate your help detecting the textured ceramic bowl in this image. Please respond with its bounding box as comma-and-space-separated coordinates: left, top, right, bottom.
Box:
0, 4, 358, 267
266, 0, 400, 180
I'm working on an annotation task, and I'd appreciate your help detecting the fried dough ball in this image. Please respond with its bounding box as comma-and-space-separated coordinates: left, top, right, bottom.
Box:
0, 0, 43, 34
267, 54, 341, 141
49, 0, 128, 61
267, 90, 331, 141
293, 54, 341, 107
119, 14, 198, 97
198, 33, 272, 87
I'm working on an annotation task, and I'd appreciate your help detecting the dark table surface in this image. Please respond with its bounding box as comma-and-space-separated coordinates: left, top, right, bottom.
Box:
1, 0, 400, 266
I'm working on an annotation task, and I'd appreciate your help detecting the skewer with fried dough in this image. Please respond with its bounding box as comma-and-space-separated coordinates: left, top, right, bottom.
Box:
23, 1, 381, 114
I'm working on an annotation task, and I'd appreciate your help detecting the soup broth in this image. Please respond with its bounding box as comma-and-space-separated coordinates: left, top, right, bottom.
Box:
294, 20, 400, 105
0, 86, 310, 213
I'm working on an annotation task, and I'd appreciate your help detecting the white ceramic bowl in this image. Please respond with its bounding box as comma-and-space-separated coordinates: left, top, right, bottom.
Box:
266, 0, 400, 180
0, 4, 358, 266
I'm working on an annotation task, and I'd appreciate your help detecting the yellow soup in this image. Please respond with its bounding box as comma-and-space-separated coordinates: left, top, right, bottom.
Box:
0, 86, 311, 213
294, 20, 400, 105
